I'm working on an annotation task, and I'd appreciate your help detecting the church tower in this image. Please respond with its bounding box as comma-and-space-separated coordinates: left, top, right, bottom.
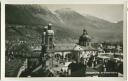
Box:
45, 23, 54, 50
41, 23, 54, 57
79, 29, 91, 47
40, 23, 55, 68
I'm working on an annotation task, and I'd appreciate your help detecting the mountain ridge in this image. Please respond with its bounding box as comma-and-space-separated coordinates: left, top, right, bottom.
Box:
6, 5, 123, 43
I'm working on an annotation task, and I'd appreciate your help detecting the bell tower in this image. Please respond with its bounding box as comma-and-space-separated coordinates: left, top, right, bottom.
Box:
41, 23, 54, 57
45, 23, 54, 50
40, 23, 55, 67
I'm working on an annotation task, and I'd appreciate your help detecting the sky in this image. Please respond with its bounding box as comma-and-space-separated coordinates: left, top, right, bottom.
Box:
42, 4, 123, 23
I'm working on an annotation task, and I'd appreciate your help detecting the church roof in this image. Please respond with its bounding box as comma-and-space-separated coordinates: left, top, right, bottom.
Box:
80, 46, 97, 51
54, 44, 76, 52
33, 43, 97, 53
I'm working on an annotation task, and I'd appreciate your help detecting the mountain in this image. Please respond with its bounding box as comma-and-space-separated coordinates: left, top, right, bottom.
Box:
5, 5, 123, 44
6, 5, 76, 44
55, 8, 123, 42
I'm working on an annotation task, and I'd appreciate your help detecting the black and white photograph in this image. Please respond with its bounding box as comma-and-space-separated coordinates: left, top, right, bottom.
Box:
5, 4, 124, 77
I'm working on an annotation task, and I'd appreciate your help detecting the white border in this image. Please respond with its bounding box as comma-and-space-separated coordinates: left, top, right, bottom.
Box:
123, 1, 127, 80
3, 0, 127, 4
1, 0, 5, 79
1, 0, 127, 81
